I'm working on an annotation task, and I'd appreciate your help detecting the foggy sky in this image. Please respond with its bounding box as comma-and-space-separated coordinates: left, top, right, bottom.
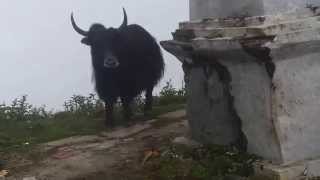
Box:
0, 1, 188, 110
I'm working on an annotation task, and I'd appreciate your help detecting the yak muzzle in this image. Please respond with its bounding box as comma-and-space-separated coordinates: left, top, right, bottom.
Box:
104, 57, 120, 68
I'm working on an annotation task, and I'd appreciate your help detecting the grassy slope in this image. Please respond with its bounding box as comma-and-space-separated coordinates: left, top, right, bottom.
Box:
0, 103, 186, 153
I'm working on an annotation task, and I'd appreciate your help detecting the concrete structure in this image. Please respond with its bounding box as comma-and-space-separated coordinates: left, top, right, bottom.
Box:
190, 0, 309, 20
161, 0, 320, 178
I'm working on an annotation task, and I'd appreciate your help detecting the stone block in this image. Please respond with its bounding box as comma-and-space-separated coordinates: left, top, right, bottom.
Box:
190, 0, 308, 20
190, 0, 264, 20
269, 41, 320, 164
172, 136, 200, 147
253, 158, 320, 179
218, 55, 282, 163
162, 11, 320, 164
162, 0, 320, 167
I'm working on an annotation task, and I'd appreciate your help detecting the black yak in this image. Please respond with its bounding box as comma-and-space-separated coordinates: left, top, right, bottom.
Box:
71, 8, 165, 127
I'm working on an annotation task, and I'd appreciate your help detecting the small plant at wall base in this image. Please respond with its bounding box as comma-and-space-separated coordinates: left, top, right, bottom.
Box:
157, 79, 187, 106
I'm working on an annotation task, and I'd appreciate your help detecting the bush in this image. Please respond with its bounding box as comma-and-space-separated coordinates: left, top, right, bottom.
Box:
0, 81, 187, 123
63, 94, 104, 116
0, 95, 52, 122
157, 80, 186, 105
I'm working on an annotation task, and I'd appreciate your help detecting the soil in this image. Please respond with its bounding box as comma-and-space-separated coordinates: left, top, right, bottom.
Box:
3, 110, 188, 180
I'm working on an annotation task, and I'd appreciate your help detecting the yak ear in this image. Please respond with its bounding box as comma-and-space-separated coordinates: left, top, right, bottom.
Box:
81, 37, 90, 46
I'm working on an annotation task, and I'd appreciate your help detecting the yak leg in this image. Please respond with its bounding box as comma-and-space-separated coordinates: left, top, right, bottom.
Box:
104, 101, 115, 128
144, 87, 153, 116
121, 97, 133, 125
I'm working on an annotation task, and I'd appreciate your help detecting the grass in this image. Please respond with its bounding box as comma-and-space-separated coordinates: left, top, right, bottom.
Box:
0, 103, 186, 153
0, 112, 103, 153
141, 144, 261, 180
0, 80, 187, 153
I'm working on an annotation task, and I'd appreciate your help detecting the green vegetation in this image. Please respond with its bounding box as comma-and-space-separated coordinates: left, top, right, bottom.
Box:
157, 79, 186, 106
0, 80, 186, 153
144, 144, 261, 180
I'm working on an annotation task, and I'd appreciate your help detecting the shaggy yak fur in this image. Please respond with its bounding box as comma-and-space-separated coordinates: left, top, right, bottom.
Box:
71, 8, 165, 127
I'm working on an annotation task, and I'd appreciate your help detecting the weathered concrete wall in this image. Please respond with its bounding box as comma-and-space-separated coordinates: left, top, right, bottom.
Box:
218, 55, 283, 163
190, 0, 264, 20
190, 0, 308, 20
263, 0, 307, 15
186, 66, 241, 145
162, 0, 320, 166
180, 39, 320, 164
308, 0, 320, 6
270, 41, 320, 164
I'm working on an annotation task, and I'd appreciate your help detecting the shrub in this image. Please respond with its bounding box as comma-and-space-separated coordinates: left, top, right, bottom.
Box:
158, 80, 186, 105
63, 93, 104, 116
0, 95, 52, 122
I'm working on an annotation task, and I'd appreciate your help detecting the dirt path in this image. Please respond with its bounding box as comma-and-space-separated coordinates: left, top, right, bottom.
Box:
4, 110, 188, 180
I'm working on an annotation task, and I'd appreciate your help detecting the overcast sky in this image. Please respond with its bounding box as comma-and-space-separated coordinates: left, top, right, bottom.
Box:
0, 1, 189, 110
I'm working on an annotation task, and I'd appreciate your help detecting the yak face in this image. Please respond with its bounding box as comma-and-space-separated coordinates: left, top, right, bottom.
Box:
85, 25, 121, 69
71, 8, 127, 69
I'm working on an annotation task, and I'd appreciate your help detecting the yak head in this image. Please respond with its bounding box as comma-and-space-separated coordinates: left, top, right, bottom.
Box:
71, 8, 127, 69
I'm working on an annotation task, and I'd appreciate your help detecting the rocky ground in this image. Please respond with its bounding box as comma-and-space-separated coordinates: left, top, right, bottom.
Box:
1, 110, 190, 180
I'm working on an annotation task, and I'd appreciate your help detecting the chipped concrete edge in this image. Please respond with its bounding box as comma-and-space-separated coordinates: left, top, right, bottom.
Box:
253, 158, 320, 180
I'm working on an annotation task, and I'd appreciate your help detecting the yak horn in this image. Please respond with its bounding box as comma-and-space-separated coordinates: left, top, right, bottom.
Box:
119, 8, 128, 29
71, 13, 88, 36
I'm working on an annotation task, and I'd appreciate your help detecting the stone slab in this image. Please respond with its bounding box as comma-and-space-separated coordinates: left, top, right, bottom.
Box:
43, 135, 101, 150
158, 109, 186, 119
178, 15, 320, 42
172, 136, 201, 147
253, 158, 320, 179
73, 140, 117, 151
182, 8, 316, 30
202, 17, 320, 38
22, 177, 37, 180
103, 123, 151, 139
